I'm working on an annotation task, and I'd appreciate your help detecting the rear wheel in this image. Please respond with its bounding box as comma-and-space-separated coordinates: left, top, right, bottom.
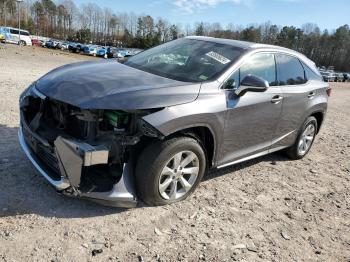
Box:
18, 40, 26, 46
135, 137, 206, 206
286, 116, 317, 160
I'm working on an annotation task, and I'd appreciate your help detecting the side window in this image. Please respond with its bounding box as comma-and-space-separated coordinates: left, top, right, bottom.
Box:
240, 53, 277, 86
302, 63, 323, 81
10, 29, 19, 34
277, 54, 306, 85
20, 31, 30, 36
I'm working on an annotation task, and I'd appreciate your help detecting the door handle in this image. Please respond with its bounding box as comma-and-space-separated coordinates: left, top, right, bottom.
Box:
271, 95, 283, 104
308, 91, 316, 99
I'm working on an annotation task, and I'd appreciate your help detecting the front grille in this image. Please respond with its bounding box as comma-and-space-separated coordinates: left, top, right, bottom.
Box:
36, 143, 60, 176
22, 120, 61, 180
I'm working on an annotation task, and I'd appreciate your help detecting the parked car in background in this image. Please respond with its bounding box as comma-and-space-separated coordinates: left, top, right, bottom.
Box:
19, 37, 329, 207
0, 27, 32, 46
343, 73, 350, 82
117, 55, 133, 63
45, 39, 59, 49
68, 42, 79, 53
108, 47, 119, 58
77, 44, 85, 53
55, 41, 62, 49
57, 41, 70, 50
83, 45, 99, 56
128, 49, 143, 56
0, 33, 5, 43
116, 49, 130, 58
321, 71, 335, 82
96, 47, 116, 59
31, 39, 43, 47
334, 73, 344, 82
96, 46, 108, 58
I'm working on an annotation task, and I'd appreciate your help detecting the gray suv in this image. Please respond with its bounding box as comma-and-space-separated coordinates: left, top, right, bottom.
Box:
19, 37, 330, 207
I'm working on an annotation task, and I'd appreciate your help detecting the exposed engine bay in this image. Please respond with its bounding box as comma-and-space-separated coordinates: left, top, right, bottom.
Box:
20, 90, 163, 200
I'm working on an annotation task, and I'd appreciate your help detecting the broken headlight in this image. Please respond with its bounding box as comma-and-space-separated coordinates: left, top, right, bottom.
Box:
19, 82, 35, 104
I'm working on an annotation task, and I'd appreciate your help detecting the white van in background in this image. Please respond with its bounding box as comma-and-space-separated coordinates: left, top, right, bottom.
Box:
0, 27, 32, 46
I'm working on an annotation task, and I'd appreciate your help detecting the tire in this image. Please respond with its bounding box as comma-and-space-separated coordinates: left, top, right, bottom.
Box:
135, 137, 206, 206
285, 116, 318, 160
19, 40, 26, 46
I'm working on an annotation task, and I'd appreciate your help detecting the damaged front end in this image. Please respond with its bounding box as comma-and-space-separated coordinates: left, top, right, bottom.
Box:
18, 85, 163, 207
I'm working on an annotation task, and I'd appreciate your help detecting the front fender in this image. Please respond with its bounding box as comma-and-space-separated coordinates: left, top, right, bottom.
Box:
142, 83, 227, 166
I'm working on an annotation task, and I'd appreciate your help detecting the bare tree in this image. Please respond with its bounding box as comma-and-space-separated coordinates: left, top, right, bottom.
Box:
5, 0, 349, 71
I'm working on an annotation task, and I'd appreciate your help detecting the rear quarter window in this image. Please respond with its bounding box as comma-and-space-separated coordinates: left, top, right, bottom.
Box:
302, 63, 323, 81
276, 54, 306, 85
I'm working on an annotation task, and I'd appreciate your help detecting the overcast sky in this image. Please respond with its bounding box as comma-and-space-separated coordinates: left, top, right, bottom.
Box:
74, 0, 350, 31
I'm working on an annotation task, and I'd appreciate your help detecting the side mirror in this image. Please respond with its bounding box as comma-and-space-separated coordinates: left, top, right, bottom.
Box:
235, 75, 269, 96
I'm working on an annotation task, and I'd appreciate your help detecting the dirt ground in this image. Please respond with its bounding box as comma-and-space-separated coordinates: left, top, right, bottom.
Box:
0, 44, 349, 262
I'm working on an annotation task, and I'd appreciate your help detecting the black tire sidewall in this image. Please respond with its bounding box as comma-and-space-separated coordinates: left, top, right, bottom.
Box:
136, 137, 206, 206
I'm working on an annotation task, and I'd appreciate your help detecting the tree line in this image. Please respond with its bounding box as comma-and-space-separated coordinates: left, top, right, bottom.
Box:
0, 0, 349, 71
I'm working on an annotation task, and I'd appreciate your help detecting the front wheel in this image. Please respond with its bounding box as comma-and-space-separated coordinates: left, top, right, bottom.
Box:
135, 137, 206, 206
285, 116, 318, 160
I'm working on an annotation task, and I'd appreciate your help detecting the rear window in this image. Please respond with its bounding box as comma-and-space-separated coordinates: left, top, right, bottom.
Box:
276, 54, 306, 85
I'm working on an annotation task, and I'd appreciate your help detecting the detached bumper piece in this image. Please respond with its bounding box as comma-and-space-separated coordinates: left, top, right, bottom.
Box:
18, 127, 137, 208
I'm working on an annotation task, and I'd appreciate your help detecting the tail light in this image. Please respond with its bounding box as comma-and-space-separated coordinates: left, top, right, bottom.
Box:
326, 87, 332, 97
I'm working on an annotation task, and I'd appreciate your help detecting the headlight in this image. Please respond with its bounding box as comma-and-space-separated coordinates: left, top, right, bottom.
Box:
19, 82, 35, 103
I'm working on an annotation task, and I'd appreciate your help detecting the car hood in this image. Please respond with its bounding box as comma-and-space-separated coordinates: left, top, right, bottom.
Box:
35, 61, 201, 110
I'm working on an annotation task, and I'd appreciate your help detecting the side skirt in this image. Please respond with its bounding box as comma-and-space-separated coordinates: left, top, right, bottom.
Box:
217, 146, 288, 169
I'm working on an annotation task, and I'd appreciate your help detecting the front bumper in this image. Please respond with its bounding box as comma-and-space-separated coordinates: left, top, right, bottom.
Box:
18, 127, 138, 208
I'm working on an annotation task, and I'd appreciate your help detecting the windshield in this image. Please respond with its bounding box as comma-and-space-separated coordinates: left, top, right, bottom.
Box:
125, 38, 243, 82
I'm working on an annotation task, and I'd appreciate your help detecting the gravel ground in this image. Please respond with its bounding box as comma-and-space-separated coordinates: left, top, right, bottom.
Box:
0, 44, 349, 262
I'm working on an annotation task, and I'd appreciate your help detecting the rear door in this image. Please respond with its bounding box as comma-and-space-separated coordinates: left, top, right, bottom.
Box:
272, 53, 322, 148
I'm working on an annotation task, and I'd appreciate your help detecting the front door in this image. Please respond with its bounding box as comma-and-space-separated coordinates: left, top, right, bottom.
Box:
219, 52, 283, 166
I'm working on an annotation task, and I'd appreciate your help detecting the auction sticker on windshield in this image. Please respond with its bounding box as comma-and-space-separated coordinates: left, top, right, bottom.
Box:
205, 51, 231, 65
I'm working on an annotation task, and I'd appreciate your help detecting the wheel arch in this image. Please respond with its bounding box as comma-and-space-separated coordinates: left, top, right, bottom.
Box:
165, 125, 217, 168
310, 111, 325, 134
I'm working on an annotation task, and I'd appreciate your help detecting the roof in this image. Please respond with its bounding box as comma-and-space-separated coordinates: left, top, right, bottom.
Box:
185, 36, 317, 71
186, 36, 298, 52
186, 36, 255, 49
0, 26, 30, 33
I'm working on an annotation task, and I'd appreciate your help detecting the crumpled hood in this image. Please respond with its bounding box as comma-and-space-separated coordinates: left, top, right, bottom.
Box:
36, 60, 201, 110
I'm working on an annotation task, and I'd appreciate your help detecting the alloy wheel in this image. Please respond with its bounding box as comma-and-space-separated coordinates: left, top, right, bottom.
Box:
158, 151, 200, 200
298, 124, 316, 156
